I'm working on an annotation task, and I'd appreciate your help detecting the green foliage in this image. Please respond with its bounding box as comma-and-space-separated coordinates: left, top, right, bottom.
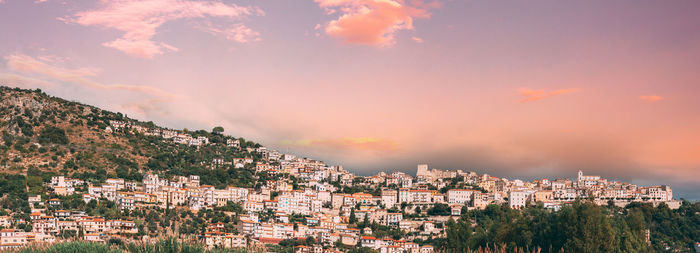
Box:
440, 200, 699, 252
13, 237, 256, 253
347, 247, 379, 253
125, 237, 252, 253
17, 241, 120, 253
349, 208, 357, 224
13, 117, 34, 137
0, 174, 30, 212
427, 203, 451, 216
38, 126, 69, 145
629, 201, 700, 251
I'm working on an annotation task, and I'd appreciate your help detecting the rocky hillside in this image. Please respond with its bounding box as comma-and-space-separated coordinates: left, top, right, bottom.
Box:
0, 86, 262, 189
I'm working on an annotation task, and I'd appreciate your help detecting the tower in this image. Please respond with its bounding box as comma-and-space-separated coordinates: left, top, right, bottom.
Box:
417, 164, 429, 177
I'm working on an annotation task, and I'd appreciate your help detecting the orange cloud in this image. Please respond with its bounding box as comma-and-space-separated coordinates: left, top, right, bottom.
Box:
518, 88, 579, 103
63, 0, 263, 58
285, 137, 399, 154
411, 36, 424, 43
640, 95, 663, 102
315, 0, 440, 47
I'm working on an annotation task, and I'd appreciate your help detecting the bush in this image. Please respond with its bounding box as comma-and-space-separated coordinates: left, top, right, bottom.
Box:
38, 126, 69, 145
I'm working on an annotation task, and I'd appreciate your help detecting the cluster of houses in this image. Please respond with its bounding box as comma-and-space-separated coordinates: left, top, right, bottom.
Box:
37, 156, 677, 252
107, 121, 211, 147
0, 193, 138, 249
5, 119, 677, 251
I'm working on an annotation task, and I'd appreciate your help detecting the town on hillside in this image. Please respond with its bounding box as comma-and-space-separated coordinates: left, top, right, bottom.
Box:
0, 120, 678, 252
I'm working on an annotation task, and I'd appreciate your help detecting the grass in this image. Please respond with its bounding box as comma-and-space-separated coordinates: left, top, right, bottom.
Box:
10, 238, 255, 253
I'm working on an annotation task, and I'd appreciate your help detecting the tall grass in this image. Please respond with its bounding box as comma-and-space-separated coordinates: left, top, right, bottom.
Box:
17, 241, 120, 253
9, 238, 253, 253
13, 239, 553, 253
438, 244, 564, 253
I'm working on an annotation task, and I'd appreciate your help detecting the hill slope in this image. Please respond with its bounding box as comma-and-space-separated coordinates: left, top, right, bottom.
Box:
0, 86, 270, 189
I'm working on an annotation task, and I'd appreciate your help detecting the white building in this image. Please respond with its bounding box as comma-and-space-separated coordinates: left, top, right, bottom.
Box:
509, 191, 527, 209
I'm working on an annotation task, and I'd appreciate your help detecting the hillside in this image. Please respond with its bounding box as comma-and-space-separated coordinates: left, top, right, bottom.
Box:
0, 86, 265, 190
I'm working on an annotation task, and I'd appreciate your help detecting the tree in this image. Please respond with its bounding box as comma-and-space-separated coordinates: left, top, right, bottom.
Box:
349, 208, 357, 224
444, 218, 472, 251
362, 214, 370, 228
428, 203, 451, 216
212, 126, 224, 134
38, 126, 68, 145
559, 202, 617, 252
306, 236, 316, 245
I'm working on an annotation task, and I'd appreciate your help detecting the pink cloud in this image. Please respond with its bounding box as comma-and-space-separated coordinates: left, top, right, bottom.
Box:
4, 53, 174, 98
411, 36, 423, 43
120, 97, 172, 117
6, 53, 100, 79
640, 95, 663, 102
518, 88, 579, 103
197, 22, 260, 43
315, 0, 440, 47
0, 73, 56, 89
63, 0, 263, 58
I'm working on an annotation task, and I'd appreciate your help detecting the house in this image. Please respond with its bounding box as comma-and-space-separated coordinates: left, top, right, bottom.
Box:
0, 229, 30, 249
55, 210, 70, 219
48, 199, 61, 206
295, 245, 311, 253
204, 232, 246, 248
28, 195, 41, 205
451, 205, 462, 216
361, 236, 378, 249
447, 189, 475, 204
0, 217, 11, 228
385, 213, 403, 227
508, 191, 527, 209
340, 234, 358, 246
83, 233, 103, 242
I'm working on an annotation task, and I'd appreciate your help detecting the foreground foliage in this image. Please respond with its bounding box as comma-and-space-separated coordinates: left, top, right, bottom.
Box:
433, 200, 699, 252
16, 238, 253, 253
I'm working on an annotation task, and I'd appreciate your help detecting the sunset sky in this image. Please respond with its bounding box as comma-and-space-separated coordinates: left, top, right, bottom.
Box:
1, 0, 699, 199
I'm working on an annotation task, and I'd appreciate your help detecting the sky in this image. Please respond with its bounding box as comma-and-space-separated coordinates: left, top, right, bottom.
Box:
1, 0, 699, 199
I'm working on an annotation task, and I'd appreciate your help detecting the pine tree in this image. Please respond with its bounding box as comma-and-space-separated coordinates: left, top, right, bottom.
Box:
349, 208, 357, 224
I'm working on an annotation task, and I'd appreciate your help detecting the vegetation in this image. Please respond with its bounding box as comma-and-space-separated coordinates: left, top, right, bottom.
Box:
14, 238, 256, 253
17, 241, 120, 253
38, 126, 69, 145
433, 200, 699, 252
0, 86, 261, 188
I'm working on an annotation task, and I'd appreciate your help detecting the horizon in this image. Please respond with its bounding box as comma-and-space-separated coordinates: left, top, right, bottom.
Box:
1, 0, 699, 200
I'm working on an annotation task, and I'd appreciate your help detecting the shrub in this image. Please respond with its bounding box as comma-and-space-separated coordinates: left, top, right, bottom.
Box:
38, 126, 69, 145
